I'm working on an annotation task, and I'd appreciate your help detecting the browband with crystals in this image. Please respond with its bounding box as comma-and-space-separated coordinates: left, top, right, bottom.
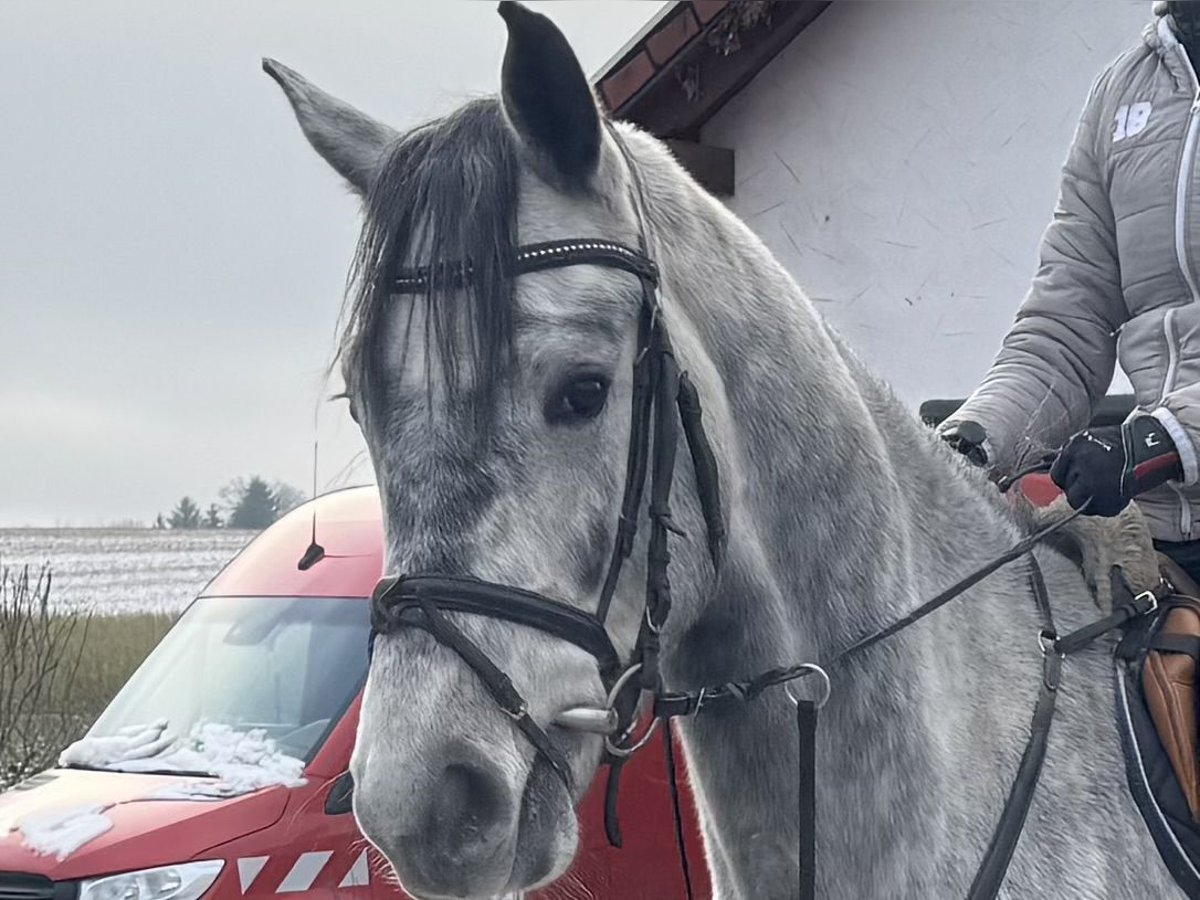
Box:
391, 238, 659, 294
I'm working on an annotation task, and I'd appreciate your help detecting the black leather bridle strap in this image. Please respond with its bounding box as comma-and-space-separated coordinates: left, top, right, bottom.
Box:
796, 698, 818, 898
829, 506, 1087, 665
677, 372, 726, 570
391, 238, 659, 294
966, 556, 1058, 900
596, 296, 655, 625
634, 329, 681, 692
1052, 572, 1163, 657
393, 595, 575, 790
373, 573, 622, 684
512, 240, 659, 283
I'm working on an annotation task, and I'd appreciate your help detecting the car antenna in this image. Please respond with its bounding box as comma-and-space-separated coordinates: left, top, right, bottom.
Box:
298, 439, 326, 570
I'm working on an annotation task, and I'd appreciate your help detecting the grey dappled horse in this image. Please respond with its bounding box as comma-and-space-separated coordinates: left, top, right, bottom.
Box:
265, 4, 1179, 898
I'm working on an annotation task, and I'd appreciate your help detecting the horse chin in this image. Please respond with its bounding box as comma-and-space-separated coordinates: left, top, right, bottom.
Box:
371, 756, 579, 900
509, 756, 580, 893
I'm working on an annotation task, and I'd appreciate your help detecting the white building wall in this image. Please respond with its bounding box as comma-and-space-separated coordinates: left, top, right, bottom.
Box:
702, 0, 1149, 407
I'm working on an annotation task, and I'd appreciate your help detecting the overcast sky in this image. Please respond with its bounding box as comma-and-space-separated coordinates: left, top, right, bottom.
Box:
0, 1, 660, 527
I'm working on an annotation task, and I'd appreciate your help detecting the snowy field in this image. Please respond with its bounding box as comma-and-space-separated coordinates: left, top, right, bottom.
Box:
0, 529, 256, 615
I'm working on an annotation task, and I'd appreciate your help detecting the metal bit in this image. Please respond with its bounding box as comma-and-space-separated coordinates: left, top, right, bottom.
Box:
553, 707, 619, 735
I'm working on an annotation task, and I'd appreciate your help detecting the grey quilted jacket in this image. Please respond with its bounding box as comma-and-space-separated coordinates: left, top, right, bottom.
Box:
944, 2, 1200, 543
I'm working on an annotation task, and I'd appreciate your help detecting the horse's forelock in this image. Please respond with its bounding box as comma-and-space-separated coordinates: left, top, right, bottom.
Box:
334, 103, 649, 422
337, 99, 522, 428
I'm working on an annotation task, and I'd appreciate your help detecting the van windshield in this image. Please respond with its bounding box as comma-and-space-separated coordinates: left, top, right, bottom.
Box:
88, 596, 370, 763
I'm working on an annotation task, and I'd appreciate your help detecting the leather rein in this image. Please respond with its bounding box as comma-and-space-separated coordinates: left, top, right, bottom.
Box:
364, 232, 1168, 897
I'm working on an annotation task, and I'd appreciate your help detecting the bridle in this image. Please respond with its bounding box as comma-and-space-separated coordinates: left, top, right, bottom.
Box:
363, 148, 1170, 899
367, 126, 729, 869
367, 229, 728, 846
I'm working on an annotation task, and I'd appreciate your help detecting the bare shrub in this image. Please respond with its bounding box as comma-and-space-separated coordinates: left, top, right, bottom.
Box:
0, 564, 91, 789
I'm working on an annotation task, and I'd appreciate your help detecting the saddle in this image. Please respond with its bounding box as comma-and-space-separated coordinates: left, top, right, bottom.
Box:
1143, 554, 1200, 819
1026, 495, 1200, 894
1115, 558, 1200, 897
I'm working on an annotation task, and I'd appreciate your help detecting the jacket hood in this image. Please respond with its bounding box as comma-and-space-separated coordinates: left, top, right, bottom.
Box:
1148, 1, 1178, 50
1145, 1, 1191, 92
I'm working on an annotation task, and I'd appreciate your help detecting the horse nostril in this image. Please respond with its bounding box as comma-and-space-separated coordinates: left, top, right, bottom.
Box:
426, 763, 509, 848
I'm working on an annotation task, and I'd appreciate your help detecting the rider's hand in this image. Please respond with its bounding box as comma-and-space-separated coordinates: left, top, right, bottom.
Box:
1049, 415, 1183, 516
939, 419, 989, 467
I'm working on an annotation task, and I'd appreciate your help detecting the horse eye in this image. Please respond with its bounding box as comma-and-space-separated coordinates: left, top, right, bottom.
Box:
550, 377, 609, 423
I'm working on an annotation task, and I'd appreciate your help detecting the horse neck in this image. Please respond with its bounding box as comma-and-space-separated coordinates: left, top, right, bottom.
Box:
643, 165, 1041, 660
645, 162, 1087, 888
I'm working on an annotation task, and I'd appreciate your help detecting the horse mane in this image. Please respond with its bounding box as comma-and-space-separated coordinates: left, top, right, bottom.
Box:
337, 98, 524, 424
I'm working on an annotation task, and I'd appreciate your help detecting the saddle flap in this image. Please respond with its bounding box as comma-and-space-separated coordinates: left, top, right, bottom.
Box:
1144, 555, 1200, 820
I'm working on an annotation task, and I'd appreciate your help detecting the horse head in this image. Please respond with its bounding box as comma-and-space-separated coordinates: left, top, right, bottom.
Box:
267, 4, 727, 896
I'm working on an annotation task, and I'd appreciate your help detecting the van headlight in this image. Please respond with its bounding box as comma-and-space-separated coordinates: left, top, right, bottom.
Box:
78, 861, 224, 900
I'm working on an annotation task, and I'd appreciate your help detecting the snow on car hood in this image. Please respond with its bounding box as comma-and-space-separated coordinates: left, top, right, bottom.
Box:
59, 719, 307, 797
0, 768, 290, 880
0, 722, 306, 878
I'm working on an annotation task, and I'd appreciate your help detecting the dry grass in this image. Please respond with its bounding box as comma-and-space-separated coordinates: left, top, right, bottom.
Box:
63, 611, 176, 715
1, 564, 174, 789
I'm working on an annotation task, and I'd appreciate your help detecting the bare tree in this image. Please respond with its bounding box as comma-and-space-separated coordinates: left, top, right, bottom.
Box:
0, 564, 91, 789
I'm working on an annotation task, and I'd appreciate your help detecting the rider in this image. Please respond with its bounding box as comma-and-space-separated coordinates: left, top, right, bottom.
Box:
939, 1, 1200, 583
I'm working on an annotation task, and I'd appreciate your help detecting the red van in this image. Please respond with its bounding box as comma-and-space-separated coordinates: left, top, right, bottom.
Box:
0, 486, 711, 900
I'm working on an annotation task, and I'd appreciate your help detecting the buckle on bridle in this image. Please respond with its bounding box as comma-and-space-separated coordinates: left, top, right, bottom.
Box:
504, 701, 530, 722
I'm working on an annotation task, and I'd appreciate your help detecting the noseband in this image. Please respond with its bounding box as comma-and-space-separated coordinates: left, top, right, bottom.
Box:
368, 234, 726, 845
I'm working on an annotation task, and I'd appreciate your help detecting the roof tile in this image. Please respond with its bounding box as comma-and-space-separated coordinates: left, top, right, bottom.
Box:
693, 0, 729, 25
646, 8, 700, 66
599, 49, 656, 111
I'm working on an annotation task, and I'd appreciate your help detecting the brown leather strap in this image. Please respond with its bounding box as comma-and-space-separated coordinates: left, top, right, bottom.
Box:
1144, 599, 1200, 818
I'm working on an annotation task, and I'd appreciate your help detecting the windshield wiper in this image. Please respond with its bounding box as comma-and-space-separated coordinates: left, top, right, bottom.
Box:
62, 762, 217, 778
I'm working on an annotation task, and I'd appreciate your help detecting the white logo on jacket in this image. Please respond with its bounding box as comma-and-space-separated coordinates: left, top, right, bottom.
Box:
1113, 102, 1153, 141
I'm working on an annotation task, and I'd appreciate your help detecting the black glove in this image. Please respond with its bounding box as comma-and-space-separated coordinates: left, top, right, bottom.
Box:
939, 419, 989, 467
1049, 414, 1183, 516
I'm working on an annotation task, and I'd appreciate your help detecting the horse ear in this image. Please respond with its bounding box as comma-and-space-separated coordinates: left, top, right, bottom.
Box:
262, 58, 398, 196
497, 2, 601, 189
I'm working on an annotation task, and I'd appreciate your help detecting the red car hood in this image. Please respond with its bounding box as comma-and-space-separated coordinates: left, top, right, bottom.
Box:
0, 769, 288, 880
